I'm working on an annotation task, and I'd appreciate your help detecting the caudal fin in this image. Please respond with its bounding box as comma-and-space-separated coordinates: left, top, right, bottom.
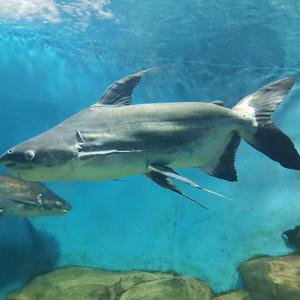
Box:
234, 78, 300, 170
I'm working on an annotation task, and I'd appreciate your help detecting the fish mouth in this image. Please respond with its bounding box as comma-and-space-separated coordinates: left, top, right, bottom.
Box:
0, 152, 9, 166
51, 207, 71, 216
0, 154, 22, 169
0, 151, 33, 169
60, 204, 72, 214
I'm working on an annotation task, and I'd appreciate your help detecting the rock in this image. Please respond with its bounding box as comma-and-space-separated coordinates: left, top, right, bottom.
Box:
120, 276, 211, 300
6, 267, 211, 300
239, 255, 300, 300
213, 291, 252, 300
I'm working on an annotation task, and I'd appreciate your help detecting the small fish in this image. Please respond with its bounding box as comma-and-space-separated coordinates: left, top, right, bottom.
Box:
282, 225, 300, 250
0, 69, 299, 208
0, 173, 71, 217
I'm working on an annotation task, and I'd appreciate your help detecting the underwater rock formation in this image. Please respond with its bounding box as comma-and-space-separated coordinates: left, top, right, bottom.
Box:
6, 267, 211, 300
239, 255, 300, 300
213, 291, 252, 300
120, 276, 211, 300
8, 255, 300, 300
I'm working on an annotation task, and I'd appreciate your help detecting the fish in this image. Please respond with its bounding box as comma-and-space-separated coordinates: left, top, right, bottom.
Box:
282, 225, 300, 250
0, 173, 71, 217
0, 69, 299, 208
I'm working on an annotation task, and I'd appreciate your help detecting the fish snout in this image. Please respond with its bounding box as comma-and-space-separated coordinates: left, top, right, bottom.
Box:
0, 151, 9, 164
0, 149, 17, 167
53, 198, 72, 215
61, 202, 72, 214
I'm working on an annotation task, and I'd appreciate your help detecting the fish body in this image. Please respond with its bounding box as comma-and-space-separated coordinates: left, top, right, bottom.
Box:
5, 102, 240, 181
0, 69, 299, 205
0, 173, 71, 217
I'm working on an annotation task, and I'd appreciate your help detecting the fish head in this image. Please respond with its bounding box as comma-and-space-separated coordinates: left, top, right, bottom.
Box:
0, 137, 76, 181
33, 183, 72, 216
17, 182, 72, 217
281, 227, 300, 250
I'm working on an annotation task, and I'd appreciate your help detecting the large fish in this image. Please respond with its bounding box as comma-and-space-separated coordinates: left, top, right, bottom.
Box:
0, 70, 299, 208
0, 173, 71, 217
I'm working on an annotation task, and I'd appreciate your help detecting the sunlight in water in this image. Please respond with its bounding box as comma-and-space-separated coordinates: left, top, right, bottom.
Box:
0, 0, 114, 25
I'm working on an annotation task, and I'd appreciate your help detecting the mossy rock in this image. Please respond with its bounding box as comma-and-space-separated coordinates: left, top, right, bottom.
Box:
213, 291, 252, 300
120, 276, 211, 300
239, 255, 300, 300
6, 266, 211, 300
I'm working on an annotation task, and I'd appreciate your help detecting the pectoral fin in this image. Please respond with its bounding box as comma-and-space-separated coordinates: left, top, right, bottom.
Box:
76, 129, 145, 158
77, 149, 144, 159
148, 164, 231, 203
210, 100, 225, 106
145, 171, 207, 209
9, 198, 37, 206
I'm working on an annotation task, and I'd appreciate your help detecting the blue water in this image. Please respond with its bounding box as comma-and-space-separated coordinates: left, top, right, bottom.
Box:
1, 0, 300, 298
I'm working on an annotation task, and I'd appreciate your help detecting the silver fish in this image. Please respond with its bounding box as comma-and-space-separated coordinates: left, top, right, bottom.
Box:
0, 69, 299, 208
0, 173, 71, 217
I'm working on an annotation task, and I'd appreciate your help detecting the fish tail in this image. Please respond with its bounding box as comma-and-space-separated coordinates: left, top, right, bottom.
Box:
233, 77, 300, 170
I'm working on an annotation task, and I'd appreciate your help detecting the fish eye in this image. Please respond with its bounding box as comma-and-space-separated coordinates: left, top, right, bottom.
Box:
7, 149, 14, 155
281, 233, 288, 241
55, 201, 63, 207
24, 150, 35, 161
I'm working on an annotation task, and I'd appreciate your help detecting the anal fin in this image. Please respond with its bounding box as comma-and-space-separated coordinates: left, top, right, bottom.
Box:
206, 132, 241, 182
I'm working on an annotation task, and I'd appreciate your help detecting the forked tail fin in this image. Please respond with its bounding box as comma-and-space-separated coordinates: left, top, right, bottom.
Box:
233, 78, 300, 170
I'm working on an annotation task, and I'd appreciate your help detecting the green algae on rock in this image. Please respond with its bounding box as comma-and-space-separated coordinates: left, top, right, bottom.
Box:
239, 255, 300, 300
6, 267, 211, 300
213, 291, 252, 300
120, 276, 211, 300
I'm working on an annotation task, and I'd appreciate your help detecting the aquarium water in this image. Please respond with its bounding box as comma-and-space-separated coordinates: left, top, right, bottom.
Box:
0, 0, 300, 299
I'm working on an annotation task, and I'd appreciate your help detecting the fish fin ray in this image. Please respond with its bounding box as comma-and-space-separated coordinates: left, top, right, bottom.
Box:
148, 163, 231, 201
205, 132, 241, 182
97, 68, 156, 106
78, 149, 143, 158
9, 198, 37, 205
233, 77, 300, 170
145, 171, 207, 209
76, 130, 85, 143
233, 77, 294, 124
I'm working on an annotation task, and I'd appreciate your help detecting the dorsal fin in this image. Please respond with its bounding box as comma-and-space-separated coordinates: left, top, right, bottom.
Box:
97, 68, 155, 106
204, 132, 241, 182
210, 100, 224, 106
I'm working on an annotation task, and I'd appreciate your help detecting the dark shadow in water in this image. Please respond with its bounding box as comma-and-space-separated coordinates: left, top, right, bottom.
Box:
0, 217, 60, 290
